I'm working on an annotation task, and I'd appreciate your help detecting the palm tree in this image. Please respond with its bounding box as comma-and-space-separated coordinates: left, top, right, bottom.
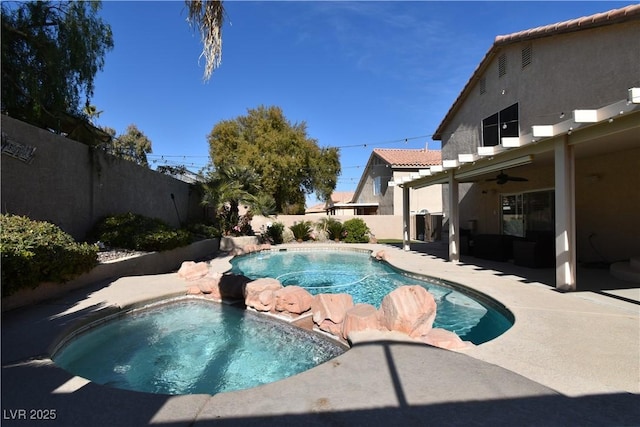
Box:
186, 0, 224, 81
203, 164, 275, 235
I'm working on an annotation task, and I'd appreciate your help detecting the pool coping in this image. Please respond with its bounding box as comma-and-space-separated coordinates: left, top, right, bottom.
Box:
1, 243, 639, 426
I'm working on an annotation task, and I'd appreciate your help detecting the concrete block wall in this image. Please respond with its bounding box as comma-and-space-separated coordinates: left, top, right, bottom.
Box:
1, 115, 204, 240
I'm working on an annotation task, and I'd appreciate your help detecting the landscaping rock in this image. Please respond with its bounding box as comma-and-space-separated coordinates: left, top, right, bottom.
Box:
420, 328, 474, 351
274, 286, 313, 314
311, 293, 354, 325
317, 318, 342, 336
177, 261, 209, 281
374, 250, 387, 261
186, 286, 201, 295
342, 303, 380, 339
245, 278, 283, 312
378, 285, 437, 338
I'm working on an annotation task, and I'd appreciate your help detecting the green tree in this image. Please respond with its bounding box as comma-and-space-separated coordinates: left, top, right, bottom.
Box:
186, 0, 225, 81
96, 125, 152, 167
202, 164, 276, 235
1, 1, 114, 144
207, 105, 341, 214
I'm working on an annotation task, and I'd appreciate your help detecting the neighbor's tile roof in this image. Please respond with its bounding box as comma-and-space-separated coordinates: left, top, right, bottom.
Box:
433, 4, 640, 140
330, 191, 355, 204
373, 149, 442, 167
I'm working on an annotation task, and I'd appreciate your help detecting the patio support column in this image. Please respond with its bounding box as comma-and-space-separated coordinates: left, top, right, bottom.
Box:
554, 136, 576, 291
448, 174, 460, 263
402, 185, 411, 251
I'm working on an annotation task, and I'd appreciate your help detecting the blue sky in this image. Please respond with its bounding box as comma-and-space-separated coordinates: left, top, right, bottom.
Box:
91, 1, 630, 205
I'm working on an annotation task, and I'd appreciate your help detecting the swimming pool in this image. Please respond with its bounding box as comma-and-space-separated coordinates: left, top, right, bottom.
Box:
231, 249, 513, 344
52, 298, 346, 396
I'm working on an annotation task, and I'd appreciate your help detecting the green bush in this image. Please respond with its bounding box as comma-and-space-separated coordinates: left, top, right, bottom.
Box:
0, 214, 98, 297
289, 220, 313, 241
186, 222, 222, 239
89, 213, 192, 251
263, 222, 285, 244
326, 219, 345, 241
342, 218, 371, 243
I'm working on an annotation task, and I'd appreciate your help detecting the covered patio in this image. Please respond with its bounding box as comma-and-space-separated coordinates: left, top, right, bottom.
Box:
395, 88, 640, 291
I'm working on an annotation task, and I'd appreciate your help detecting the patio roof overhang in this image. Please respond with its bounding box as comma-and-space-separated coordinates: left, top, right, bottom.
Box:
333, 202, 379, 208
394, 87, 640, 189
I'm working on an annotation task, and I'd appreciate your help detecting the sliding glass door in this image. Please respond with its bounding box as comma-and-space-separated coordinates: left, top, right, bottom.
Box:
501, 190, 554, 237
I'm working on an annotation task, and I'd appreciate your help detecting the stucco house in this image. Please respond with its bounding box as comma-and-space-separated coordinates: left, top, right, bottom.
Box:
398, 4, 640, 290
351, 148, 442, 216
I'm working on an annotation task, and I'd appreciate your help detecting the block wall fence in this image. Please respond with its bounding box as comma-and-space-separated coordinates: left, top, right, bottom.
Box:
1, 115, 205, 240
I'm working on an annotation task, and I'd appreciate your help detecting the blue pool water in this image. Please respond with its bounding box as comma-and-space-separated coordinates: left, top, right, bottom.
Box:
53, 299, 345, 396
231, 249, 513, 344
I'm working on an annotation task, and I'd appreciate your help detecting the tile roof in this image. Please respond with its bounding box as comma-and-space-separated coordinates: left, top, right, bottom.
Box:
330, 191, 355, 204
495, 3, 640, 45
373, 148, 442, 167
433, 4, 640, 140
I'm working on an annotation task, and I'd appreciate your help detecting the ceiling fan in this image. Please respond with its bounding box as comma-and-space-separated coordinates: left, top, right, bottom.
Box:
486, 170, 528, 185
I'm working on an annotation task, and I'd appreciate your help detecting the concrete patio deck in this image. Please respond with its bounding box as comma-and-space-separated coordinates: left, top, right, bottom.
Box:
2, 242, 639, 426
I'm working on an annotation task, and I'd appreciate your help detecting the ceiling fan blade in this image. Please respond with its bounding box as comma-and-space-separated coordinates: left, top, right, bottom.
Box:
507, 176, 528, 182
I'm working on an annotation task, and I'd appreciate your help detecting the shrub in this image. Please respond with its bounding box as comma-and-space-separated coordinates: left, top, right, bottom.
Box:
89, 213, 192, 251
186, 222, 222, 239
0, 214, 98, 296
325, 219, 345, 241
289, 221, 313, 241
263, 222, 285, 244
342, 218, 371, 243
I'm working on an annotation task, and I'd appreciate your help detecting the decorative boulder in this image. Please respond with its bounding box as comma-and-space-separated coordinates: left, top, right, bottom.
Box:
186, 286, 201, 295
374, 250, 387, 261
342, 303, 380, 340
192, 272, 223, 297
177, 261, 209, 281
420, 328, 473, 351
274, 286, 313, 315
311, 293, 354, 325
245, 278, 283, 312
243, 244, 259, 254
317, 319, 342, 336
378, 286, 437, 338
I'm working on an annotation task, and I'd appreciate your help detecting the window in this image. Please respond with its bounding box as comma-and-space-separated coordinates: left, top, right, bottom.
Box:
482, 103, 519, 146
500, 103, 519, 138
482, 113, 499, 147
498, 53, 507, 77
501, 190, 554, 237
522, 45, 532, 68
373, 176, 382, 196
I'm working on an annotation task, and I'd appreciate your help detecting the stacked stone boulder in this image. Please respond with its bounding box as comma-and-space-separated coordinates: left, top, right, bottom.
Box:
177, 258, 472, 351
244, 278, 282, 311
312, 294, 355, 337
228, 243, 272, 257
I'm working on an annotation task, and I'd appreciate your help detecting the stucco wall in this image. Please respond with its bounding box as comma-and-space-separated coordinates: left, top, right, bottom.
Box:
575, 147, 640, 263
1, 115, 204, 240
355, 165, 394, 214
392, 171, 444, 216
440, 20, 640, 159
251, 214, 406, 240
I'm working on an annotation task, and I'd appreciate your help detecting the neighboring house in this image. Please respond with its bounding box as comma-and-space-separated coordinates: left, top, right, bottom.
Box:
399, 4, 640, 290
304, 192, 356, 215
324, 191, 358, 215
351, 148, 443, 215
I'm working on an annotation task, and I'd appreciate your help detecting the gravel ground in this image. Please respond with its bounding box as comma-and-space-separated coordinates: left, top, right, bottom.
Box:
97, 249, 148, 263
